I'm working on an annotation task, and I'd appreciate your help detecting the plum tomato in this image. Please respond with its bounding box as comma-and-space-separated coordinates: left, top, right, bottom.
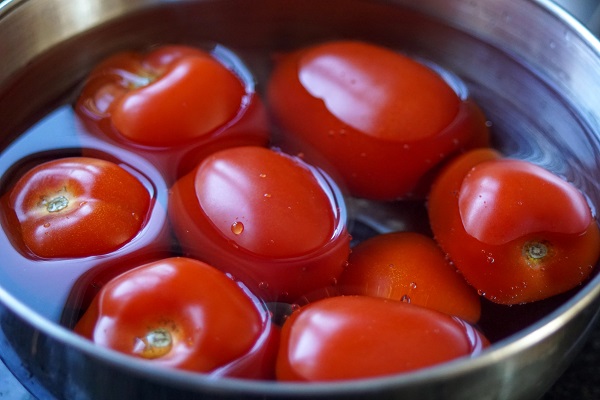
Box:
75, 44, 269, 181
74, 257, 276, 379
276, 295, 489, 381
428, 149, 600, 304
168, 146, 351, 303
267, 40, 490, 200
2, 157, 151, 258
338, 232, 481, 324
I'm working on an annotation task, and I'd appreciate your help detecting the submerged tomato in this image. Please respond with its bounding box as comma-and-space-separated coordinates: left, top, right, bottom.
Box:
268, 40, 489, 200
168, 146, 351, 302
276, 295, 488, 381
338, 232, 481, 324
74, 257, 275, 379
428, 149, 600, 304
76, 44, 269, 182
3, 157, 151, 258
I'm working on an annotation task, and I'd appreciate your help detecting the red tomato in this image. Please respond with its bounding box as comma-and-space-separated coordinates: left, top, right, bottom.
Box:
428, 149, 600, 304
276, 295, 488, 381
168, 146, 351, 302
338, 232, 481, 324
267, 40, 490, 200
3, 157, 151, 258
75, 45, 269, 182
74, 257, 276, 379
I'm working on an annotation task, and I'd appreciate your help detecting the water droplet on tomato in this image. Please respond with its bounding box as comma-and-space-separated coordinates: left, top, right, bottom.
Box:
258, 281, 269, 290
264, 193, 272, 198
401, 294, 411, 303
231, 221, 244, 235
259, 173, 267, 178
409, 282, 417, 289
43, 223, 50, 228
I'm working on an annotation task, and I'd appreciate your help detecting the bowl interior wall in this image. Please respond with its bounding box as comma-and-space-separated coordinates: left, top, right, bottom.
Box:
1, 0, 600, 399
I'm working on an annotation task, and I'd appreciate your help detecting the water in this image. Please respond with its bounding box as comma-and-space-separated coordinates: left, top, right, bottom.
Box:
0, 106, 174, 323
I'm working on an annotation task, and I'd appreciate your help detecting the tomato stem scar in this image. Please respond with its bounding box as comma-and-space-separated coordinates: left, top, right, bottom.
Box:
135, 328, 173, 359
524, 241, 549, 264
45, 195, 69, 212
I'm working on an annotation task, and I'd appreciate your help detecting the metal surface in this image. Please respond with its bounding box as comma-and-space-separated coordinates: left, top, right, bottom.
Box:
554, 0, 600, 36
1, 0, 600, 399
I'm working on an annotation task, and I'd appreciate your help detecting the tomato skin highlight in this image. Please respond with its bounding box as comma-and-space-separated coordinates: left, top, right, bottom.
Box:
111, 56, 244, 147
338, 232, 481, 324
75, 44, 270, 183
74, 257, 275, 378
268, 40, 490, 200
458, 159, 594, 245
5, 157, 151, 258
168, 146, 351, 302
428, 149, 600, 304
276, 295, 488, 381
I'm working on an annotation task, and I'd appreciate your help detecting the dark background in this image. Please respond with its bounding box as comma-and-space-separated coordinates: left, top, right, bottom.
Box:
542, 321, 600, 400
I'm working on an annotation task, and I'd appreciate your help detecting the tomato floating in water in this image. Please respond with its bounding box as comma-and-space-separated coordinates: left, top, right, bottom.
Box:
267, 40, 490, 200
168, 146, 351, 302
75, 44, 270, 182
338, 231, 481, 324
74, 257, 276, 379
2, 157, 151, 258
276, 295, 488, 381
428, 149, 600, 304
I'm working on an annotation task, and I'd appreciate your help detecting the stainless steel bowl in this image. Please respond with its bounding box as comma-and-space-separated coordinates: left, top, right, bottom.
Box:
2, 0, 600, 399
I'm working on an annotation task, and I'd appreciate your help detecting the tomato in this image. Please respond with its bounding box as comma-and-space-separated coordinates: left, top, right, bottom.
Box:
276, 295, 488, 381
267, 40, 490, 200
76, 44, 269, 182
74, 257, 276, 379
428, 149, 600, 304
3, 157, 151, 258
338, 232, 481, 324
168, 146, 351, 302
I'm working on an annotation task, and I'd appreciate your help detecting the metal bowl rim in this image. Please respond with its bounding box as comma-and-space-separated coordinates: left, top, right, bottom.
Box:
1, 0, 600, 395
